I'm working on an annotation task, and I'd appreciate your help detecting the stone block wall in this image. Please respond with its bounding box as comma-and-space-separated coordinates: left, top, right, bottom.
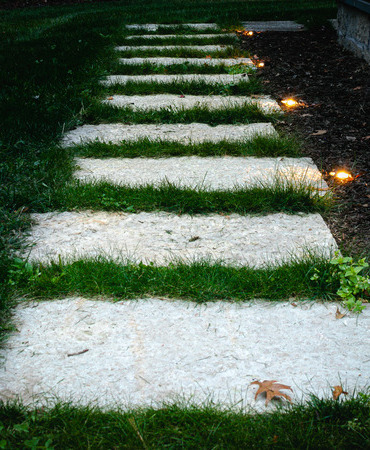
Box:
337, 0, 370, 63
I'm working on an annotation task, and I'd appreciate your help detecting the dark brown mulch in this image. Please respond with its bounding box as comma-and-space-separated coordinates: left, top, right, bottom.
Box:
240, 25, 370, 254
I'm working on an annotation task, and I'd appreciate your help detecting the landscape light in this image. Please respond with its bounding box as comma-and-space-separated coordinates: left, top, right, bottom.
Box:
281, 98, 298, 107
334, 170, 353, 181
257, 62, 265, 67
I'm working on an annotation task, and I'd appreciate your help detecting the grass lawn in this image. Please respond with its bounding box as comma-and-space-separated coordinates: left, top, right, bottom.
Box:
2, 0, 369, 447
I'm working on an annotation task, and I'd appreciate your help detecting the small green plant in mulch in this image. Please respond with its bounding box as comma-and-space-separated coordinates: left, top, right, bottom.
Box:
311, 253, 370, 313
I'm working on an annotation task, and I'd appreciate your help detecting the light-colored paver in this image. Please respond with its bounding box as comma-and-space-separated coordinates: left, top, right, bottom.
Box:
119, 57, 253, 66
125, 34, 236, 40
102, 94, 280, 112
241, 21, 305, 31
62, 123, 276, 147
75, 156, 327, 191
1, 298, 367, 409
126, 23, 219, 31
101, 73, 249, 85
116, 45, 232, 51
24, 211, 336, 266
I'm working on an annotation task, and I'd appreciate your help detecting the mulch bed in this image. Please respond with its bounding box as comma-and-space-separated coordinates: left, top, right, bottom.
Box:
240, 25, 370, 254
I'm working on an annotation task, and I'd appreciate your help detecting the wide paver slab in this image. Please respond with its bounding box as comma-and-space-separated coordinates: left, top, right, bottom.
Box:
241, 21, 305, 31
119, 57, 253, 66
103, 94, 280, 112
62, 123, 275, 147
101, 74, 249, 85
116, 45, 232, 51
25, 211, 336, 266
126, 23, 219, 31
75, 156, 327, 191
125, 34, 236, 39
1, 298, 368, 409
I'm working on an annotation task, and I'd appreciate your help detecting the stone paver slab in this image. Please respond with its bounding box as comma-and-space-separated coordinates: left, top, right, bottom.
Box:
126, 23, 219, 31
62, 123, 276, 147
241, 21, 305, 31
103, 94, 280, 112
25, 211, 336, 266
116, 45, 232, 51
101, 74, 249, 85
1, 298, 367, 409
75, 156, 327, 191
125, 34, 236, 39
119, 57, 253, 66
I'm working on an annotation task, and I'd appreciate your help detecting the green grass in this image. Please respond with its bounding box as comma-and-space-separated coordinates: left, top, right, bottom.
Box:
0, 394, 369, 448
82, 101, 279, 126
112, 61, 252, 74
72, 135, 302, 158
54, 180, 330, 215
117, 46, 247, 58
122, 35, 238, 46
102, 78, 261, 95
14, 254, 337, 302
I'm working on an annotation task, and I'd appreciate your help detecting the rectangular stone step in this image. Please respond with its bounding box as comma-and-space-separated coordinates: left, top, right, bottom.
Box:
101, 74, 249, 85
1, 298, 367, 409
119, 57, 253, 66
126, 23, 219, 31
74, 156, 327, 192
62, 123, 276, 147
25, 211, 336, 266
102, 94, 280, 112
125, 34, 236, 40
116, 45, 232, 52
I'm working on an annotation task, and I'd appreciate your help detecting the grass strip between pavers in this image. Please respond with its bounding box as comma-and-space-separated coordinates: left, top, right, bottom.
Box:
0, 395, 369, 448
55, 181, 331, 215
82, 102, 279, 126
101, 78, 261, 95
72, 135, 302, 158
116, 47, 247, 58
121, 35, 238, 45
15, 255, 336, 302
112, 62, 254, 75
1, 394, 369, 448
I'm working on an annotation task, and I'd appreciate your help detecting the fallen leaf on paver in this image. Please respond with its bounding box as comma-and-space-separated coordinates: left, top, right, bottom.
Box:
250, 380, 293, 406
335, 307, 346, 319
107, 96, 113, 100
206, 55, 212, 59
311, 129, 327, 136
332, 385, 348, 400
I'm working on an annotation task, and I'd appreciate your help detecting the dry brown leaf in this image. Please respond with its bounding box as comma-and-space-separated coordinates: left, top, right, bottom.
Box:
251, 380, 293, 406
353, 86, 362, 90
311, 130, 327, 136
107, 96, 113, 100
335, 307, 346, 319
332, 385, 348, 400
205, 55, 212, 59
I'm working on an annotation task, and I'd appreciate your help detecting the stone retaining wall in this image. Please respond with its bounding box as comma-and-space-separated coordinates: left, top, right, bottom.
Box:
337, 0, 370, 63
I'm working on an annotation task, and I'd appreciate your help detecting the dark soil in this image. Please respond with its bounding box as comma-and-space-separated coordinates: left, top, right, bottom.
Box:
240, 25, 370, 254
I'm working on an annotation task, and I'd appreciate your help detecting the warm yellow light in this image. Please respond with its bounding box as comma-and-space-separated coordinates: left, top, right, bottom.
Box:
329, 171, 336, 176
245, 31, 254, 36
258, 62, 265, 67
335, 171, 352, 180
281, 98, 298, 107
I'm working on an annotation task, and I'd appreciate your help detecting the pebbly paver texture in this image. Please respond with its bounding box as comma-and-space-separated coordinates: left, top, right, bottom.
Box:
102, 94, 280, 112
118, 57, 253, 66
101, 73, 249, 85
125, 23, 219, 31
125, 33, 236, 39
116, 45, 233, 51
24, 211, 336, 266
241, 21, 305, 31
1, 298, 367, 410
62, 123, 276, 147
74, 156, 327, 191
